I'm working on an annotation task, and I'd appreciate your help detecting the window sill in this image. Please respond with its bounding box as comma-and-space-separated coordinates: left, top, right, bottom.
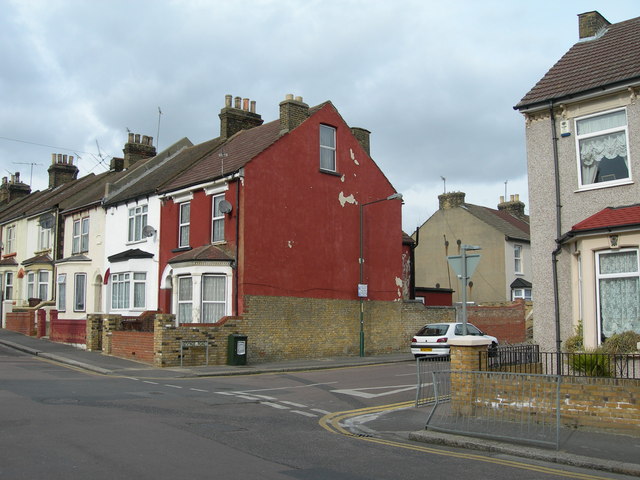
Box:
575, 179, 633, 192
172, 247, 192, 253
319, 169, 342, 177
126, 239, 148, 246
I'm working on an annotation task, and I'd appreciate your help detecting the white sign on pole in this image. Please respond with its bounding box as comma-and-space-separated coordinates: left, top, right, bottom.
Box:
447, 254, 481, 279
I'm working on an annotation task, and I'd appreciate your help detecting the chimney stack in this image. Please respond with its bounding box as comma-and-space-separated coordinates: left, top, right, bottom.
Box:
438, 191, 466, 210
123, 133, 156, 169
350, 127, 371, 155
218, 94, 263, 139
279, 94, 309, 134
578, 11, 610, 39
48, 153, 79, 188
0, 171, 31, 205
498, 194, 527, 220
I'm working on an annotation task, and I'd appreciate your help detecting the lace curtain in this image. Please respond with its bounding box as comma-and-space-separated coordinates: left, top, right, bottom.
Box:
599, 251, 639, 338
178, 277, 193, 323
202, 275, 225, 322
578, 110, 628, 184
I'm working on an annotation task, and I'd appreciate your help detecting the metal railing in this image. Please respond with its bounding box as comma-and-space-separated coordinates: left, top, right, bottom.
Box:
415, 356, 451, 406
424, 370, 561, 449
480, 346, 640, 379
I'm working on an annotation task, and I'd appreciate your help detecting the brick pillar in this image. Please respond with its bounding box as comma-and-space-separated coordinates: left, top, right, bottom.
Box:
449, 337, 491, 416
102, 315, 121, 355
154, 314, 176, 367
86, 314, 103, 351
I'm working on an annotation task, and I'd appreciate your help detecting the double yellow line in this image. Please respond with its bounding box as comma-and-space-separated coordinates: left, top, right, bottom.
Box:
319, 403, 617, 480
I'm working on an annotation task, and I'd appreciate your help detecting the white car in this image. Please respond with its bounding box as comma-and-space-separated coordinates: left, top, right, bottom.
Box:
410, 322, 498, 358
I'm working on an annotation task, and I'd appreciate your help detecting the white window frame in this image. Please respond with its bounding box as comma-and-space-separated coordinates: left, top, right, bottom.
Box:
595, 248, 639, 342
5, 225, 15, 254
575, 108, 631, 190
111, 271, 146, 310
72, 218, 90, 254
38, 225, 52, 251
4, 271, 13, 300
514, 244, 523, 274
212, 195, 225, 243
27, 271, 35, 299
320, 124, 336, 172
178, 202, 190, 248
128, 205, 148, 242
177, 276, 193, 323
57, 273, 66, 311
38, 270, 49, 301
74, 273, 86, 312
201, 274, 227, 323
512, 288, 532, 301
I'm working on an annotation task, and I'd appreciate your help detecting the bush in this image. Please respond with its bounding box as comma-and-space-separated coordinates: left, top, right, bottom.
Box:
569, 349, 612, 377
563, 321, 583, 352
601, 331, 640, 354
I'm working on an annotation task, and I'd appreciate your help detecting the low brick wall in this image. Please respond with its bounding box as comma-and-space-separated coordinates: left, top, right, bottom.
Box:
467, 300, 526, 344
111, 331, 154, 364
5, 311, 36, 336
50, 317, 87, 345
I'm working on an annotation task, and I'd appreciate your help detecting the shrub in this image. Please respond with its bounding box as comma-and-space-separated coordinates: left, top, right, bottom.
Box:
602, 331, 640, 354
563, 321, 584, 352
568, 349, 612, 377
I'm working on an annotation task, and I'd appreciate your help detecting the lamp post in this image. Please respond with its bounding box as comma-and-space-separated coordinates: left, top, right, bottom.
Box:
358, 192, 403, 357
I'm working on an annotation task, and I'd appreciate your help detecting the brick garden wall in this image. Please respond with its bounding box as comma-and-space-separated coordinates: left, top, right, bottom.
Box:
111, 331, 154, 364
50, 317, 86, 345
5, 311, 35, 336
467, 300, 526, 344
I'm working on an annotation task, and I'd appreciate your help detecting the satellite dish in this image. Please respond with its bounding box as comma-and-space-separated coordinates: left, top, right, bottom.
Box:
142, 225, 156, 237
218, 200, 232, 214
39, 213, 55, 229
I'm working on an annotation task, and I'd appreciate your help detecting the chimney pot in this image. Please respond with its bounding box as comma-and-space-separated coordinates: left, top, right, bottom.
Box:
2, 177, 6, 184
243, 98, 249, 111
285, 94, 294, 100
63, 154, 68, 164
135, 134, 141, 143
51, 153, 56, 164
294, 96, 303, 102
234, 96, 241, 109
250, 100, 256, 113
57, 154, 63, 163
128, 132, 135, 143
225, 94, 232, 107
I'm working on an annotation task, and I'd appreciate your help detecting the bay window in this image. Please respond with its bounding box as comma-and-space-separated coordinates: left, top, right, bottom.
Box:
111, 272, 146, 310
201, 274, 226, 322
57, 274, 66, 311
596, 249, 639, 341
38, 271, 49, 300
177, 276, 193, 323
74, 273, 86, 312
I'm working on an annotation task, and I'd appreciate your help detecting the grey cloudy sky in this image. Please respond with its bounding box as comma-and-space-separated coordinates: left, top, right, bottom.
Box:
1, 0, 637, 233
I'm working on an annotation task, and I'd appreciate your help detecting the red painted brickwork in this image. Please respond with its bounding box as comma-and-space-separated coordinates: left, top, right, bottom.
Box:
36, 309, 47, 338
111, 331, 154, 364
6, 311, 36, 336
50, 315, 87, 345
467, 300, 526, 344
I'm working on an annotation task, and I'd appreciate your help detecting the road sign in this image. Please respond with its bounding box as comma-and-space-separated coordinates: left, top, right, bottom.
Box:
447, 254, 481, 278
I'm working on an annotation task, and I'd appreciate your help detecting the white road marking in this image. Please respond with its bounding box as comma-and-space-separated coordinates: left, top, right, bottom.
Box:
331, 385, 416, 399
280, 401, 307, 408
143, 381, 159, 385
232, 382, 338, 394
236, 395, 260, 400
190, 388, 208, 392
291, 410, 317, 418
165, 384, 182, 389
215, 392, 236, 396
261, 401, 290, 410
311, 408, 331, 415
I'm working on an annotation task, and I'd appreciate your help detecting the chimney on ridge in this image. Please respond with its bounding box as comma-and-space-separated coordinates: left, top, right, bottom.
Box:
498, 194, 527, 220
279, 94, 309, 134
123, 133, 156, 169
438, 191, 466, 210
218, 94, 263, 139
48, 153, 79, 188
0, 172, 31, 205
578, 11, 610, 39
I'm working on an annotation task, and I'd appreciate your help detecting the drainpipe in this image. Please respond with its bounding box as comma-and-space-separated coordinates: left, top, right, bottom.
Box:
410, 226, 419, 300
234, 171, 242, 316
549, 101, 563, 361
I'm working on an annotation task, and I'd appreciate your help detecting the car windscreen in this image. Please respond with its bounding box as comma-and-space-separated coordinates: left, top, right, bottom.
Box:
416, 325, 449, 336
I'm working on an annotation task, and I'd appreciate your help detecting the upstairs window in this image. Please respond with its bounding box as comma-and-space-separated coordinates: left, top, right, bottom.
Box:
72, 218, 90, 254
576, 109, 630, 188
514, 245, 523, 274
320, 124, 336, 171
5, 225, 16, 254
128, 205, 148, 242
212, 195, 225, 243
179, 202, 190, 248
38, 225, 52, 251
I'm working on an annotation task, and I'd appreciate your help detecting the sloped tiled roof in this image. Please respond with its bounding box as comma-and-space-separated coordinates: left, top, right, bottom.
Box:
571, 204, 640, 232
463, 204, 530, 241
516, 15, 640, 109
168, 244, 233, 264
159, 120, 282, 194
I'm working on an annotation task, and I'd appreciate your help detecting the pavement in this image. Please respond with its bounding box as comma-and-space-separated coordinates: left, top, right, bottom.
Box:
1, 328, 639, 477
